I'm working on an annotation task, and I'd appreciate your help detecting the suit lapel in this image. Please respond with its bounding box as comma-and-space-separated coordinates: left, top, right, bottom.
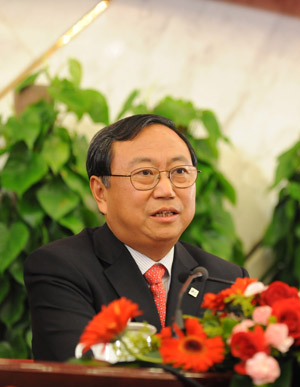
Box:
92, 225, 161, 330
166, 242, 206, 326
92, 225, 206, 331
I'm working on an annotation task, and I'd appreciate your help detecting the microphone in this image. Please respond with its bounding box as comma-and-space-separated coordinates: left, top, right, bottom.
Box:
175, 266, 208, 329
179, 269, 235, 286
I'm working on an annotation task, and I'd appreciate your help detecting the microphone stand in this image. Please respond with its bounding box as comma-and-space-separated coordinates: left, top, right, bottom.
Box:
175, 268, 207, 330
174, 266, 233, 332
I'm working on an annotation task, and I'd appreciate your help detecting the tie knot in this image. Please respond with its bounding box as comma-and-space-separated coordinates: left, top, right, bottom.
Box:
144, 264, 166, 285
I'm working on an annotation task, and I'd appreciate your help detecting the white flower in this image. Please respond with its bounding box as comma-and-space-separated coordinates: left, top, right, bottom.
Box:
244, 281, 267, 297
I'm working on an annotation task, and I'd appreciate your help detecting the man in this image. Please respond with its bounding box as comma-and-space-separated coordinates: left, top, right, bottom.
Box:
24, 114, 248, 362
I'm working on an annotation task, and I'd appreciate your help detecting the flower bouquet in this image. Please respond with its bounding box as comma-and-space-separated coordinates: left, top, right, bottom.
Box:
76, 279, 300, 387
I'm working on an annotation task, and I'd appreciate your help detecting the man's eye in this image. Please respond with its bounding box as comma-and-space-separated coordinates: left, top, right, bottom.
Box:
136, 169, 154, 176
173, 167, 188, 175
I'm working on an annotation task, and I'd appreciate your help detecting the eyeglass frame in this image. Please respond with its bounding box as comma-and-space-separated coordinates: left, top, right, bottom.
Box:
101, 165, 202, 191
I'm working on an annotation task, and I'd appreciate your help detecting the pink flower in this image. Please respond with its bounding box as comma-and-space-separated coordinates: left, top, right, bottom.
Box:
244, 281, 267, 297
232, 319, 254, 335
245, 352, 280, 385
265, 323, 294, 353
252, 306, 272, 325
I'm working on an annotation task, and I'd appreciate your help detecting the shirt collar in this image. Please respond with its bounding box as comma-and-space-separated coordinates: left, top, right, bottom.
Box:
125, 245, 174, 276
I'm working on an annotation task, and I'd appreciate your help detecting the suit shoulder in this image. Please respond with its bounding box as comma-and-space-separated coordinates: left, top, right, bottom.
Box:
25, 227, 100, 267
178, 240, 248, 278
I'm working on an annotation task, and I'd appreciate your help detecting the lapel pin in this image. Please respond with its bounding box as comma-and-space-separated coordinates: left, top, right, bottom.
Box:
188, 287, 199, 298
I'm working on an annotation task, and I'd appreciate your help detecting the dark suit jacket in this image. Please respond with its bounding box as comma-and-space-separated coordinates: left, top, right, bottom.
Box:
24, 224, 248, 362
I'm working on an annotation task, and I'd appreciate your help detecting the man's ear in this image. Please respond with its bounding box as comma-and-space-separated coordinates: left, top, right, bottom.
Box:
89, 176, 108, 215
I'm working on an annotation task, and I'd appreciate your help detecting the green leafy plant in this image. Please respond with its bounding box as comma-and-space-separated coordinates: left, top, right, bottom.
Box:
0, 59, 107, 358
0, 58, 244, 359
116, 92, 244, 264
263, 140, 300, 287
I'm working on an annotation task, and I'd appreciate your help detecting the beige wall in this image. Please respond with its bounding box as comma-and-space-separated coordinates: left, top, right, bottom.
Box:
1, 0, 300, 275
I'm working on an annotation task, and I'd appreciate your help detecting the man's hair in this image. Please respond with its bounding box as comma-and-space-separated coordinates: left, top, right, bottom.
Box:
86, 114, 197, 186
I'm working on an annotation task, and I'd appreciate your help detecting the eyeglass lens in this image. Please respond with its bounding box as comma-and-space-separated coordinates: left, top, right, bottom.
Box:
130, 166, 197, 190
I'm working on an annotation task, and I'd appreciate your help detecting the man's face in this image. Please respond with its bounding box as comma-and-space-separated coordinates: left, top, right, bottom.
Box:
91, 124, 196, 259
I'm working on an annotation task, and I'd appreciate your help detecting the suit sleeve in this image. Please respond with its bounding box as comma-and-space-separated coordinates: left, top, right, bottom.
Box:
24, 247, 96, 362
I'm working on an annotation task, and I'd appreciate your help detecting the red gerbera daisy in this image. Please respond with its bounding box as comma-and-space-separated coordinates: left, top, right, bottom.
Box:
79, 297, 142, 353
158, 318, 225, 372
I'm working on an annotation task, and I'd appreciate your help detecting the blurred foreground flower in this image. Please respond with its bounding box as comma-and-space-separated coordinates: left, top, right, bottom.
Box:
158, 318, 225, 372
79, 297, 142, 354
76, 279, 300, 386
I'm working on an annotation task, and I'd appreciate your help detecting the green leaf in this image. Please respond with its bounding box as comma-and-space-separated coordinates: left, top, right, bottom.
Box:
68, 58, 82, 87
1, 143, 48, 196
2, 105, 41, 149
49, 79, 109, 124
59, 206, 101, 234
287, 182, 300, 201
0, 192, 14, 224
26, 329, 32, 349
15, 71, 41, 93
264, 202, 292, 246
220, 317, 238, 340
0, 222, 29, 273
48, 78, 86, 118
0, 275, 10, 303
216, 171, 236, 204
272, 140, 300, 187
116, 89, 140, 120
200, 230, 233, 261
0, 283, 26, 327
295, 223, 300, 239
201, 110, 223, 143
211, 209, 236, 239
130, 103, 150, 115
193, 138, 219, 164
82, 207, 103, 227
0, 143, 11, 156
7, 327, 29, 358
0, 341, 14, 358
202, 319, 223, 337
58, 212, 85, 234
83, 89, 109, 125
41, 127, 71, 173
18, 189, 44, 227
293, 245, 300, 284
60, 167, 91, 204
9, 256, 25, 285
284, 197, 297, 220
72, 134, 89, 177
37, 178, 80, 220
153, 96, 199, 127
35, 99, 57, 137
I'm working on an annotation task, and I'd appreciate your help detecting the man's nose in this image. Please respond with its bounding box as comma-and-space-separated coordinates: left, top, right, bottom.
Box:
152, 172, 175, 198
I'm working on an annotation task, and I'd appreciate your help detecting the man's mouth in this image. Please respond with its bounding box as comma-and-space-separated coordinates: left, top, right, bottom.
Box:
153, 210, 177, 217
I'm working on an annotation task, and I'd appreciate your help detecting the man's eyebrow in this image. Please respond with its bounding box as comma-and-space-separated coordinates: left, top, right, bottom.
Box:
128, 155, 191, 168
169, 156, 191, 164
128, 157, 153, 168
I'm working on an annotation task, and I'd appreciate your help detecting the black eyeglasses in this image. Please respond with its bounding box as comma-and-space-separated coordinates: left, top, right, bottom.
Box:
104, 165, 201, 191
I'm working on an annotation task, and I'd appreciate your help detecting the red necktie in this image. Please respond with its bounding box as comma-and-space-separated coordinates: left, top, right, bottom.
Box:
144, 264, 167, 328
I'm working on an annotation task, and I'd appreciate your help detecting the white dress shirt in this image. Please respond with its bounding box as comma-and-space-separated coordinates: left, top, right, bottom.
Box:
125, 245, 174, 295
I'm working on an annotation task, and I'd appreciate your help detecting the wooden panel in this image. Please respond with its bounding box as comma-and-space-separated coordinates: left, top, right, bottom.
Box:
0, 359, 231, 387
217, 0, 300, 18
